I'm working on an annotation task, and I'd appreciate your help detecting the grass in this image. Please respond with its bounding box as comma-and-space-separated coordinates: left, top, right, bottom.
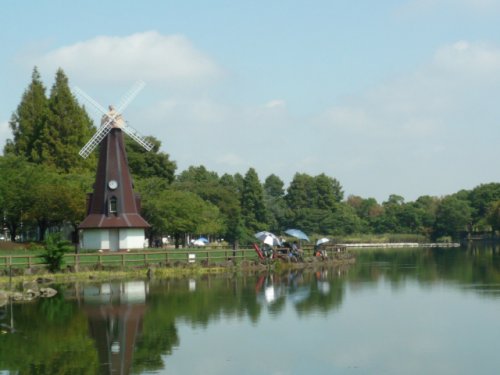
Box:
335, 233, 428, 244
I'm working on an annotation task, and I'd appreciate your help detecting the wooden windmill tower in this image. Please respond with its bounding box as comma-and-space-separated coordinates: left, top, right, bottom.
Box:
76, 82, 152, 251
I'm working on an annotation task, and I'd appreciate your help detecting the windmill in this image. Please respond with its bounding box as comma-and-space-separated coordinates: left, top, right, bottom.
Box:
76, 81, 151, 251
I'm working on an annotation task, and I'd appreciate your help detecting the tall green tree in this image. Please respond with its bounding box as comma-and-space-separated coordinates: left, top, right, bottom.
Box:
42, 68, 96, 172
240, 168, 267, 236
286, 173, 314, 209
264, 174, 285, 198
264, 174, 287, 233
219, 173, 245, 248
4, 67, 49, 161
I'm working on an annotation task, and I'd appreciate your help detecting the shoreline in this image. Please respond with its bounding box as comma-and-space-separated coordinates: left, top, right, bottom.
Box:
341, 242, 461, 248
0, 255, 356, 291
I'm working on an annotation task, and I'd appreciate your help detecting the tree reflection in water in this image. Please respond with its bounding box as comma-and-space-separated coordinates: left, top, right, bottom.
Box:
1, 246, 500, 374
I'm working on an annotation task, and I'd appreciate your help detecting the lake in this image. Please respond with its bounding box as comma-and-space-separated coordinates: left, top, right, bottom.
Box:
1, 244, 500, 374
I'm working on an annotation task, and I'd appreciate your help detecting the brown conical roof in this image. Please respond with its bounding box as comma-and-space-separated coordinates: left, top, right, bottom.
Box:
79, 128, 150, 229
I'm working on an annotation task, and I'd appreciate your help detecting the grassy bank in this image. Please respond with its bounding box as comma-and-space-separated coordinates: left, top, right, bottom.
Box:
335, 233, 428, 244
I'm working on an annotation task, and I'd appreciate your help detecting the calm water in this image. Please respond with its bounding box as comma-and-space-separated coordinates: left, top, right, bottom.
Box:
1, 245, 500, 374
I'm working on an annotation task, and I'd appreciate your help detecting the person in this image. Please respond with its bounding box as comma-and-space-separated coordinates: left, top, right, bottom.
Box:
314, 243, 327, 259
262, 243, 274, 258
291, 241, 303, 260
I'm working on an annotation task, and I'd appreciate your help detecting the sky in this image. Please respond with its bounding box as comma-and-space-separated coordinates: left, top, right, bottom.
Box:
2, 0, 500, 202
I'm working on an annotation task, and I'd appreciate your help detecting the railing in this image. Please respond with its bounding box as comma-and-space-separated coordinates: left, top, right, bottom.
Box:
0, 248, 259, 270
0, 246, 351, 270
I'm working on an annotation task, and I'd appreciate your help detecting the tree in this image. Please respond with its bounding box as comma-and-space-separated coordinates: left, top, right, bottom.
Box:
414, 195, 439, 237
136, 177, 171, 245
141, 188, 224, 248
486, 200, 500, 233
6, 67, 96, 172
42, 68, 96, 172
219, 173, 245, 248
41, 233, 73, 272
24, 168, 66, 241
286, 173, 314, 209
177, 165, 219, 185
126, 136, 176, 182
264, 174, 284, 198
0, 156, 37, 241
468, 183, 500, 230
314, 173, 343, 209
264, 174, 287, 233
4, 67, 49, 161
323, 203, 363, 235
346, 195, 382, 232
433, 196, 472, 240
240, 168, 267, 236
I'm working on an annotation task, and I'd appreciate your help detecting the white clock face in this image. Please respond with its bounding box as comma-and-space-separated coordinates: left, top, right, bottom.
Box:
108, 180, 118, 190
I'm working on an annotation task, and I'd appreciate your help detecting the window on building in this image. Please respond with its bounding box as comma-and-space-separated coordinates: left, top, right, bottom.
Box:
109, 196, 117, 214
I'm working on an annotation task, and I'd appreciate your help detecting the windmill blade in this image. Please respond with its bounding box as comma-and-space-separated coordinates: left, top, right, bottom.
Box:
121, 123, 154, 152
115, 80, 145, 114
73, 86, 108, 115
79, 124, 112, 158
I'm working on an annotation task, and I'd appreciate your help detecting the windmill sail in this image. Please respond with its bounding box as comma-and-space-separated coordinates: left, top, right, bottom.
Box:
75, 81, 150, 158
121, 124, 153, 151
79, 124, 113, 158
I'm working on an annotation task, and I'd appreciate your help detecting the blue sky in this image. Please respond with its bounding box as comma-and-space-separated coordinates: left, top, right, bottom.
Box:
2, 0, 500, 202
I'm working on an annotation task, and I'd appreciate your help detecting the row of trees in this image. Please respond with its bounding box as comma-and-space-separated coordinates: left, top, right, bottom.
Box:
1, 68, 500, 246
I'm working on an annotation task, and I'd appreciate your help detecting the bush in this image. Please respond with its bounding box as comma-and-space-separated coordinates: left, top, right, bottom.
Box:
41, 234, 73, 273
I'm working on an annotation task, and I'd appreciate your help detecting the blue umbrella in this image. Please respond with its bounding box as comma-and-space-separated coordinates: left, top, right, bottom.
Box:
284, 229, 310, 242
197, 237, 209, 243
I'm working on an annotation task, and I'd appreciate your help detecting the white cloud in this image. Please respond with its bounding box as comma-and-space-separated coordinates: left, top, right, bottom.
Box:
321, 41, 500, 138
433, 41, 500, 79
310, 40, 500, 200
265, 99, 286, 109
36, 31, 222, 87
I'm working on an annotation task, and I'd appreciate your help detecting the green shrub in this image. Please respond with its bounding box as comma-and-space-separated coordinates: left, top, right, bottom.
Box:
42, 234, 73, 273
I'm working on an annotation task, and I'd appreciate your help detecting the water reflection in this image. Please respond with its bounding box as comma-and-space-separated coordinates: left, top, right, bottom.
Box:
82, 281, 148, 375
1, 246, 500, 374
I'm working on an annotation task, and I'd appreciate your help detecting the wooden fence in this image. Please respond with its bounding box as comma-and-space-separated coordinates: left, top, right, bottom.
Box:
0, 245, 348, 270
0, 248, 258, 270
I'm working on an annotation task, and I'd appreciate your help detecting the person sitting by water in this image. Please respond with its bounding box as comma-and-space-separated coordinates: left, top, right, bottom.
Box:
262, 243, 274, 258
314, 244, 327, 258
291, 241, 303, 260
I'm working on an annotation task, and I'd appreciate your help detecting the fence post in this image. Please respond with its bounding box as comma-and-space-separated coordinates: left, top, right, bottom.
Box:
121, 254, 125, 269
144, 253, 147, 267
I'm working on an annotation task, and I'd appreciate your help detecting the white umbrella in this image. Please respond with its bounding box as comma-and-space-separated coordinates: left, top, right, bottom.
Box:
316, 238, 330, 246
263, 236, 275, 246
192, 239, 206, 246
255, 231, 282, 246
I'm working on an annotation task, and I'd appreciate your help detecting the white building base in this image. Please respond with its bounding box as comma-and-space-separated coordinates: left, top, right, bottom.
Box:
80, 228, 146, 251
